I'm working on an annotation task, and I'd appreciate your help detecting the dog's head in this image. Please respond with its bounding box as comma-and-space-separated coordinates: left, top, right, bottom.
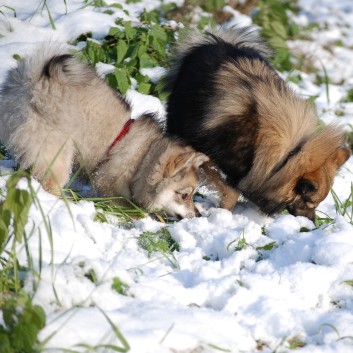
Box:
133, 143, 209, 219
286, 145, 351, 221
244, 123, 351, 222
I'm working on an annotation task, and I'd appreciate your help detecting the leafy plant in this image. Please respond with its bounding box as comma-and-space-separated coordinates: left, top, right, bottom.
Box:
331, 183, 353, 224
227, 230, 249, 252
139, 227, 179, 255
252, 0, 300, 71
112, 277, 129, 295
0, 171, 33, 249
138, 227, 180, 268
80, 14, 176, 99
0, 292, 46, 353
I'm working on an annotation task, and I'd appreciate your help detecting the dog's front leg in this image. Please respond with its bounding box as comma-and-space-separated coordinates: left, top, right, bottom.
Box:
201, 161, 240, 211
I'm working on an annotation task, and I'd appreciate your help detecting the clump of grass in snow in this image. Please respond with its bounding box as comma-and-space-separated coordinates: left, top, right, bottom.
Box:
0, 171, 47, 353
0, 5, 17, 33
331, 183, 353, 224
30, 0, 68, 30
67, 190, 146, 225
0, 291, 46, 353
139, 227, 180, 269
112, 277, 129, 295
66, 188, 176, 225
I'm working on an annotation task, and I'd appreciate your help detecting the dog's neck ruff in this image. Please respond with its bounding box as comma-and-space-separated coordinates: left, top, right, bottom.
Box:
108, 118, 135, 153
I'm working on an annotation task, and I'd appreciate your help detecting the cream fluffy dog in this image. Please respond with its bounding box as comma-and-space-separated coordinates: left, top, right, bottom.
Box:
0, 45, 208, 218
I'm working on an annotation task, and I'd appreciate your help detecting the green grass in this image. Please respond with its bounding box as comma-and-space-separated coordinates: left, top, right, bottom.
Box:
138, 227, 180, 269
0, 171, 47, 353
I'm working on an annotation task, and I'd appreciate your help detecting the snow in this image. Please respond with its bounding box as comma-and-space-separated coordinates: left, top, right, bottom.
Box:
1, 0, 353, 352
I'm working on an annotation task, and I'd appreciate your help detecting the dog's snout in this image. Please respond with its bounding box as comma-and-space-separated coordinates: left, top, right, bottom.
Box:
287, 205, 316, 223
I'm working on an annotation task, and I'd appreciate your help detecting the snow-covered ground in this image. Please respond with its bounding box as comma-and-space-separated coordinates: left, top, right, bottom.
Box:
1, 0, 353, 352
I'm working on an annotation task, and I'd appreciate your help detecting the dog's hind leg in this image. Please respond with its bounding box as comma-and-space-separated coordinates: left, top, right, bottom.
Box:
201, 161, 240, 211
25, 140, 74, 196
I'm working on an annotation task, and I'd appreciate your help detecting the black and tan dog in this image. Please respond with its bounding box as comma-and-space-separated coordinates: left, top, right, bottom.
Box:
163, 26, 351, 221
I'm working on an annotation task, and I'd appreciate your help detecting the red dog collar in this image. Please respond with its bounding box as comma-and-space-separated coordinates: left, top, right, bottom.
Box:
108, 118, 135, 153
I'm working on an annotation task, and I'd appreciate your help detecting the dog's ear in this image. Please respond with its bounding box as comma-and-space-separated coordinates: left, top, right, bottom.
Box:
164, 151, 210, 178
164, 151, 196, 178
193, 152, 209, 169
332, 146, 351, 168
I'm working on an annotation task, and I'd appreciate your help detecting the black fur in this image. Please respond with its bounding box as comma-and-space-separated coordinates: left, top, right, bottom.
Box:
42, 54, 74, 77
271, 142, 304, 176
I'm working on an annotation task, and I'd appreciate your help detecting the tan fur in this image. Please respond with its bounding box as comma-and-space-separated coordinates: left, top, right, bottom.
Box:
0, 44, 209, 218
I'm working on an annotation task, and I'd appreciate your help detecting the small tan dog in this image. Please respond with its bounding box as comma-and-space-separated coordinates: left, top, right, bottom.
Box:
0, 45, 208, 218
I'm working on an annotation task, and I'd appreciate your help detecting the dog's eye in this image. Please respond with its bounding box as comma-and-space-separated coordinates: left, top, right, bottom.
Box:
181, 193, 188, 200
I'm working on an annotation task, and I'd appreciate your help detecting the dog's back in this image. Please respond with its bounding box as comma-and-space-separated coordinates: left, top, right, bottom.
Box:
0, 46, 93, 158
0, 45, 131, 172
164, 27, 275, 185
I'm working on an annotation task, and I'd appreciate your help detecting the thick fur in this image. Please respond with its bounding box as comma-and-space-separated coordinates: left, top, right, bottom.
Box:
0, 44, 209, 218
164, 27, 351, 221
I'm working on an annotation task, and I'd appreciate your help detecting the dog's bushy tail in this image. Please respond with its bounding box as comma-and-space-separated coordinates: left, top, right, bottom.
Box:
13, 44, 96, 86
163, 26, 272, 92
179, 26, 271, 58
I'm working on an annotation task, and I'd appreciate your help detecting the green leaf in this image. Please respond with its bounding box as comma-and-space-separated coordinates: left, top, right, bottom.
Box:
0, 208, 11, 246
112, 277, 129, 295
124, 22, 137, 41
98, 307, 130, 352
0, 171, 33, 243
270, 21, 287, 39
115, 68, 130, 94
150, 25, 168, 56
151, 24, 167, 43
135, 73, 150, 84
117, 40, 128, 64
6, 188, 32, 242
139, 53, 155, 68
137, 82, 151, 94
343, 280, 353, 286
256, 241, 276, 251
137, 44, 147, 57
110, 3, 123, 9
0, 332, 11, 353
108, 26, 122, 37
